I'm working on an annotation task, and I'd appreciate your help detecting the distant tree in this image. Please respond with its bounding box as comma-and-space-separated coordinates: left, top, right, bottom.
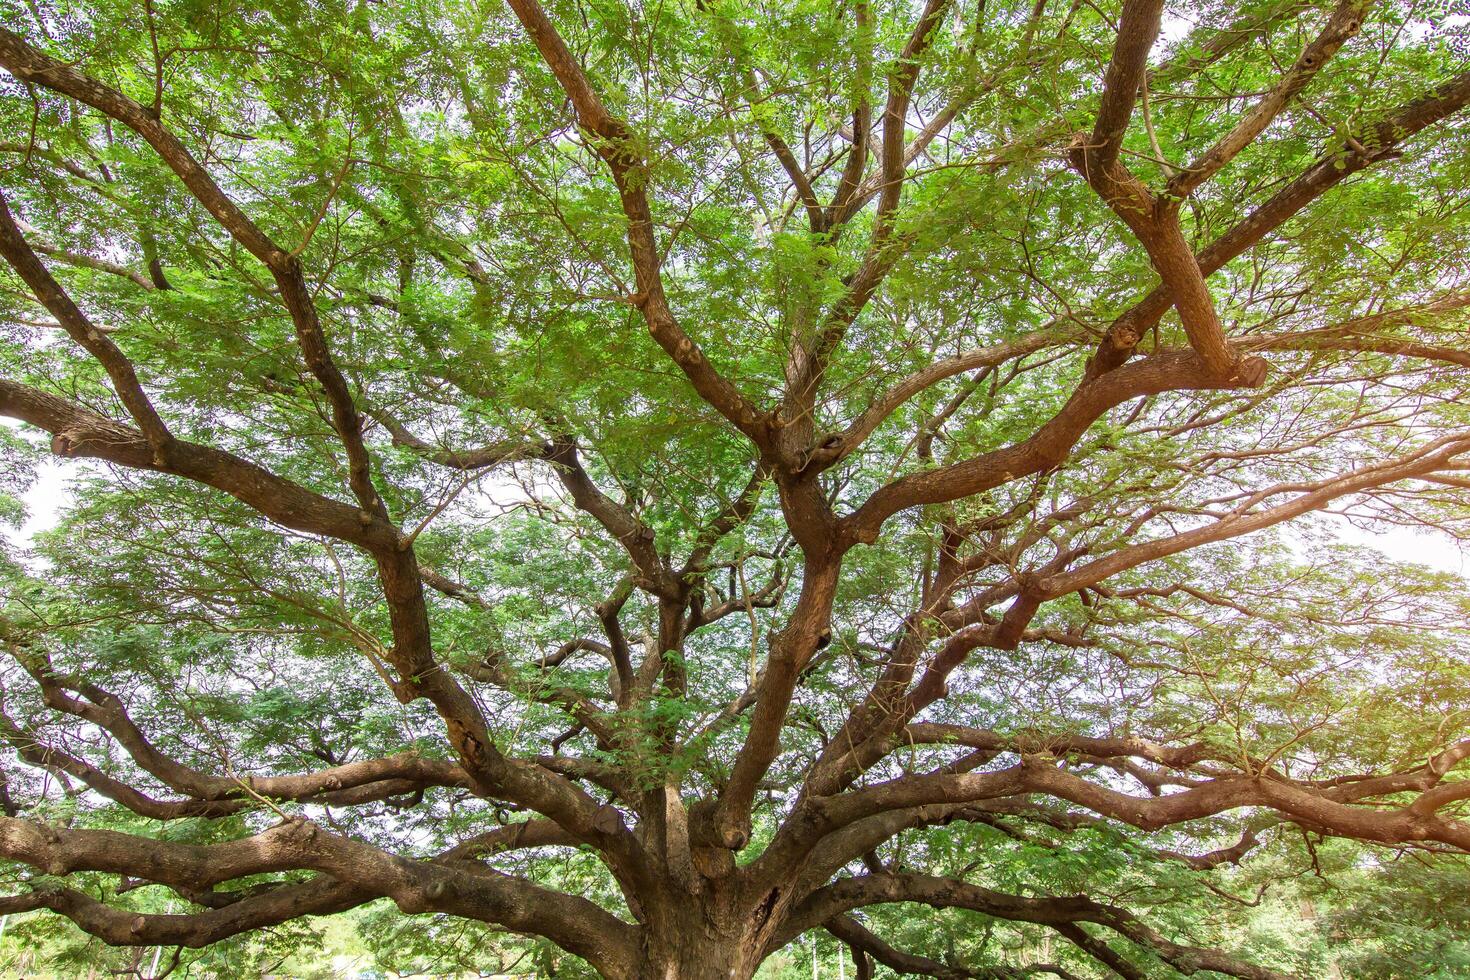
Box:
0, 0, 1468, 976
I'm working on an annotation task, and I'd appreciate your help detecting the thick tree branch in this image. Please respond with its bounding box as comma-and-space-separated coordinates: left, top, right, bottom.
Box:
781, 0, 952, 445
369, 408, 551, 470
1087, 67, 1470, 377
0, 192, 172, 454
547, 437, 677, 598
7, 642, 471, 809
843, 350, 1267, 543
500, 0, 770, 445
783, 873, 1293, 979
817, 329, 1069, 469
1, 878, 371, 948
0, 815, 639, 974
826, 914, 1081, 980
1168, 0, 1368, 198
1088, 0, 1165, 172
0, 378, 377, 542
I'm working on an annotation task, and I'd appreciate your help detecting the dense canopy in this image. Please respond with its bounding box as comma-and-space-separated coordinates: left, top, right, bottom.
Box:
0, 0, 1469, 976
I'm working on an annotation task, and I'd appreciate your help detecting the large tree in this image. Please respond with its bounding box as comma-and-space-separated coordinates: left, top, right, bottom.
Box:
0, 0, 1468, 975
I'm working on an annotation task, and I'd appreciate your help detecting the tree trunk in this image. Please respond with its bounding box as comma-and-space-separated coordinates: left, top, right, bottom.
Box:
636, 945, 749, 980
634, 896, 760, 980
